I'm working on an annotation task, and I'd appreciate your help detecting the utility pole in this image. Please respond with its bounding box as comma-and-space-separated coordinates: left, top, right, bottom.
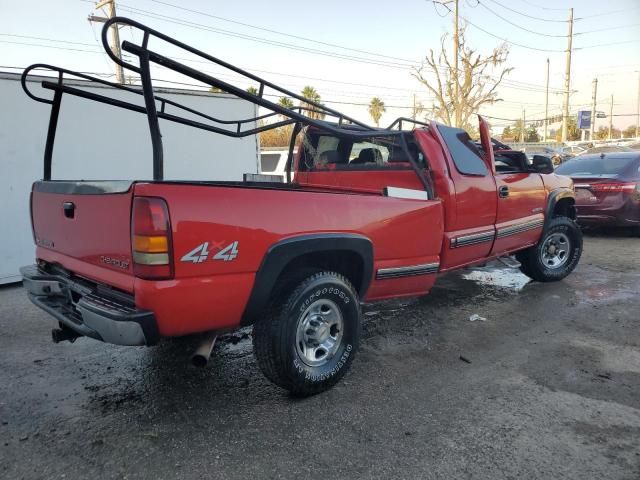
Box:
608, 94, 614, 140
590, 78, 598, 141
453, 0, 460, 127
88, 0, 124, 84
521, 108, 526, 143
561, 8, 573, 142
636, 71, 640, 138
544, 58, 549, 142
412, 93, 417, 120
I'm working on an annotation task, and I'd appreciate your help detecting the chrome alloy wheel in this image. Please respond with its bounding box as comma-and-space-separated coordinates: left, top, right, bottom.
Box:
541, 232, 570, 269
295, 299, 344, 367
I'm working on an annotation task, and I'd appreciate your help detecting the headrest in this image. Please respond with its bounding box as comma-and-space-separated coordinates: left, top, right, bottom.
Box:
318, 150, 342, 165
354, 148, 381, 164
389, 144, 417, 162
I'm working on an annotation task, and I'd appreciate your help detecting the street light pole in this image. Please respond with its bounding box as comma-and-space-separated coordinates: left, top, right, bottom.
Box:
608, 94, 614, 140
636, 70, 640, 138
590, 78, 597, 141
544, 58, 549, 142
561, 8, 574, 143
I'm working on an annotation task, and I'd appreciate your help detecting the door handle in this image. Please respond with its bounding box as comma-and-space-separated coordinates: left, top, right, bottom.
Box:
498, 186, 509, 198
63, 201, 75, 219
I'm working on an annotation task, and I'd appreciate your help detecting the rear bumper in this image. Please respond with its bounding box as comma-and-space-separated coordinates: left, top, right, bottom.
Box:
21, 264, 159, 346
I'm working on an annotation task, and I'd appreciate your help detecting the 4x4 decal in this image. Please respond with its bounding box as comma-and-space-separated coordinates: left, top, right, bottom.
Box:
181, 241, 239, 263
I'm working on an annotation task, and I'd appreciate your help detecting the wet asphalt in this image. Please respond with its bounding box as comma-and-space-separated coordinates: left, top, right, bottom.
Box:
0, 231, 639, 480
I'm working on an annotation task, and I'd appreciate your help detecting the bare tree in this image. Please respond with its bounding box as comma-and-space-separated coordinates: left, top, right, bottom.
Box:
413, 25, 512, 131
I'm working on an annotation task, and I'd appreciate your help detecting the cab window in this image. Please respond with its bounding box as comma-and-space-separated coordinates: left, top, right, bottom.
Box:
437, 125, 488, 176
299, 131, 423, 171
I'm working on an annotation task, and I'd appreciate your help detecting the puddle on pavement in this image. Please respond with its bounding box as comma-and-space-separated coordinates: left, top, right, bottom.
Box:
462, 264, 531, 291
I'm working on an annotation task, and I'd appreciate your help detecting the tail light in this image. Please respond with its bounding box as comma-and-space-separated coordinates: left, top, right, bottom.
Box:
131, 197, 173, 279
589, 182, 637, 192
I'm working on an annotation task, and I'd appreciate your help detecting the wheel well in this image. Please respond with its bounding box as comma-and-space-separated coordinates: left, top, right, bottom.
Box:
272, 250, 365, 299
553, 197, 576, 219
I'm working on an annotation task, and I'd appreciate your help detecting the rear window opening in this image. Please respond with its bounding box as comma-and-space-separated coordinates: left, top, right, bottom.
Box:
298, 131, 425, 171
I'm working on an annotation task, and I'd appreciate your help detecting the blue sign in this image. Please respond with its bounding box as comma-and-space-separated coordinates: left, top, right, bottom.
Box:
577, 110, 592, 130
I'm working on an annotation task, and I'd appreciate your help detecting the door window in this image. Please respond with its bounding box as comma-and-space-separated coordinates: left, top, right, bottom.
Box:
437, 125, 488, 176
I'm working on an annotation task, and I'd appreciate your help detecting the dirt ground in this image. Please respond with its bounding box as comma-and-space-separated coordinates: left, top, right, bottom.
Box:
1, 231, 639, 480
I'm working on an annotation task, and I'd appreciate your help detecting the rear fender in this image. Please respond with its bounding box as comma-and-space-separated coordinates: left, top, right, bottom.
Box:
241, 233, 373, 326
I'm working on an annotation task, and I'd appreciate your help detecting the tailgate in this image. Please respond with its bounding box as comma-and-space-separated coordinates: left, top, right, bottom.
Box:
31, 181, 135, 291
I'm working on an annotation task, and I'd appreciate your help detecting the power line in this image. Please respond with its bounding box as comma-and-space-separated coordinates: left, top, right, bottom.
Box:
575, 40, 640, 51
0, 32, 563, 95
119, 3, 569, 92
0, 39, 101, 53
575, 23, 640, 36
114, 4, 419, 70
576, 6, 640, 20
12, 64, 429, 110
149, 0, 419, 65
483, 0, 567, 23
514, 0, 566, 12
0, 33, 101, 47
459, 14, 565, 52
476, 1, 567, 38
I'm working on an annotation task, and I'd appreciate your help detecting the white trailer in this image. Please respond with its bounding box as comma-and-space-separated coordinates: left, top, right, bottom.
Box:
0, 72, 259, 284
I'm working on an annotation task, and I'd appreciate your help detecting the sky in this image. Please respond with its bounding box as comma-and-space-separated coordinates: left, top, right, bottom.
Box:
1, 0, 639, 134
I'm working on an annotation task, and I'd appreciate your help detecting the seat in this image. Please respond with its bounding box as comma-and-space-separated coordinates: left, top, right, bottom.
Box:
317, 150, 343, 167
351, 148, 382, 165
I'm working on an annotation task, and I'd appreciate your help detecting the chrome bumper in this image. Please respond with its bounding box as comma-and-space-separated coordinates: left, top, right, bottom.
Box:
20, 264, 159, 346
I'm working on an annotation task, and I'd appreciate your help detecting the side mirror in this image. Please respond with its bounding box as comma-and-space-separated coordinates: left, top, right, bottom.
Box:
531, 155, 554, 174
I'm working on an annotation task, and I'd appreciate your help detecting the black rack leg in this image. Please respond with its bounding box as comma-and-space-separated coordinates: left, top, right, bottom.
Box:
139, 53, 164, 181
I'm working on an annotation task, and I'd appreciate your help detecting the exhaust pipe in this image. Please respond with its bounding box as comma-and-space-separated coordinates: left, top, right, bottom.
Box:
189, 332, 217, 367
51, 327, 81, 343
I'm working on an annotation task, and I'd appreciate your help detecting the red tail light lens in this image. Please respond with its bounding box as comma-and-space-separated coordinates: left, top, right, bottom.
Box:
131, 197, 173, 279
590, 182, 637, 192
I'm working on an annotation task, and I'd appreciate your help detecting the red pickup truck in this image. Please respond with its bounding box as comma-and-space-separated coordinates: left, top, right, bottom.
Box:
21, 18, 582, 396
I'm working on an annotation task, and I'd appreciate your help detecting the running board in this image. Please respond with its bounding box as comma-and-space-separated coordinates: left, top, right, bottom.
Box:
496, 256, 521, 268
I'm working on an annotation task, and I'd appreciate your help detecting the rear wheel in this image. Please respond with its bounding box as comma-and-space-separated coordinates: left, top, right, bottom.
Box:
252, 271, 360, 396
517, 216, 582, 282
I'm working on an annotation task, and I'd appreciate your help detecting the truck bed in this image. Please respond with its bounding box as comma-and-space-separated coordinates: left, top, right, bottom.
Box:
31, 179, 444, 337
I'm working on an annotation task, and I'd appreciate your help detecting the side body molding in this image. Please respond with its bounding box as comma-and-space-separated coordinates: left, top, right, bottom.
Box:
241, 233, 374, 326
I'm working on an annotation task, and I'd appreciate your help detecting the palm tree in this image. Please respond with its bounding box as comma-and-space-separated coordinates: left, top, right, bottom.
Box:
368, 97, 385, 127
278, 97, 294, 109
246, 86, 259, 95
277, 97, 295, 120
209, 86, 223, 93
300, 86, 325, 119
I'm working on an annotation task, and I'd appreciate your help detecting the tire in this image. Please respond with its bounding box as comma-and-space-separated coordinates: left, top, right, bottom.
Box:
516, 216, 583, 282
252, 271, 360, 396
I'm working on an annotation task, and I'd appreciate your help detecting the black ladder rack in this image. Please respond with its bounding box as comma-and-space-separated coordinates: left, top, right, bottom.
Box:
22, 16, 433, 188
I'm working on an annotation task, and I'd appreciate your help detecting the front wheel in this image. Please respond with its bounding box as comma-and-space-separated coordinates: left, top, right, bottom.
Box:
516, 216, 583, 282
252, 271, 360, 396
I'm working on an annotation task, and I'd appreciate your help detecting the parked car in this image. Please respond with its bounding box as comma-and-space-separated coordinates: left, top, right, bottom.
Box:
555, 153, 640, 233
561, 145, 587, 156
628, 142, 640, 151
20, 17, 583, 396
582, 145, 633, 155
521, 146, 572, 166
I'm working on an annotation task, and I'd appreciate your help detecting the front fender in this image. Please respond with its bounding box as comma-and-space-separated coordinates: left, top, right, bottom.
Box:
545, 187, 576, 226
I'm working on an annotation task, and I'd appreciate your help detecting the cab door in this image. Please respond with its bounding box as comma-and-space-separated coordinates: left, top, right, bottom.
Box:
478, 116, 546, 255
432, 120, 498, 271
